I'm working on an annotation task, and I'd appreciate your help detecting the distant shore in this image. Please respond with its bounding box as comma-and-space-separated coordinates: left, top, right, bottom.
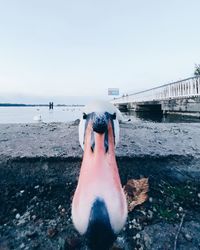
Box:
0, 103, 85, 107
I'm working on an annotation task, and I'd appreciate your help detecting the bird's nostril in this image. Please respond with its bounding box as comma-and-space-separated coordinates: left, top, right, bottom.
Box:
86, 198, 116, 250
92, 118, 107, 134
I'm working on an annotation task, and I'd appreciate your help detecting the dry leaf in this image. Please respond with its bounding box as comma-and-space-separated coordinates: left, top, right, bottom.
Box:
123, 178, 149, 212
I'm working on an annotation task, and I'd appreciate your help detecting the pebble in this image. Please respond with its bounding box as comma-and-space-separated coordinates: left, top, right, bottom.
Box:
153, 207, 157, 212
16, 213, 21, 219
30, 196, 38, 204
149, 197, 153, 203
178, 206, 183, 212
140, 210, 146, 216
135, 233, 140, 239
34, 185, 39, 189
132, 219, 136, 224
47, 227, 58, 238
20, 243, 25, 249
32, 215, 36, 220
197, 193, 200, 198
17, 218, 26, 225
184, 233, 192, 241
147, 210, 153, 219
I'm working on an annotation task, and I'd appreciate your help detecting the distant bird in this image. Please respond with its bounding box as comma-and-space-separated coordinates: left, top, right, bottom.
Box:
33, 114, 42, 122
72, 100, 127, 250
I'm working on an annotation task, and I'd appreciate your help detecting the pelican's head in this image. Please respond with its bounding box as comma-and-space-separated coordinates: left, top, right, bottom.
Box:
72, 100, 127, 249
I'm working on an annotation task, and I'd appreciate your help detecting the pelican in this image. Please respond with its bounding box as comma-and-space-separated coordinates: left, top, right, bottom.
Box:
72, 100, 127, 250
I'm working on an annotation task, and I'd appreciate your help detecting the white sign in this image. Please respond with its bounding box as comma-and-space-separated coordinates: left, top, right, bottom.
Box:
108, 88, 119, 96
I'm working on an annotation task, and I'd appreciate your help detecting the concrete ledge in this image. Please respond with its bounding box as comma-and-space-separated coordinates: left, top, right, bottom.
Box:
1, 121, 200, 187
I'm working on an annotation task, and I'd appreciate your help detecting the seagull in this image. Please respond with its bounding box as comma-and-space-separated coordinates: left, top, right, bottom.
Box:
72, 100, 127, 250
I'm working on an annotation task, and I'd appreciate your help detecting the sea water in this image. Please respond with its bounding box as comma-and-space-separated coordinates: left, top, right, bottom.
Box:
0, 106, 199, 124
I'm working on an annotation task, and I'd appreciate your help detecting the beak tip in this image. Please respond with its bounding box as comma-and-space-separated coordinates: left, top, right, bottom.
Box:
86, 198, 116, 249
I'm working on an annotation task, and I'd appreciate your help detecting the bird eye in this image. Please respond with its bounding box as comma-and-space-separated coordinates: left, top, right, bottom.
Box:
83, 113, 87, 119
111, 113, 116, 120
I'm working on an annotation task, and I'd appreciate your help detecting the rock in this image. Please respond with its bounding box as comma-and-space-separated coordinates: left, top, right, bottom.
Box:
147, 210, 153, 219
178, 206, 183, 212
20, 243, 25, 248
135, 233, 140, 239
12, 208, 17, 213
149, 197, 153, 203
30, 196, 38, 204
184, 233, 192, 242
47, 227, 58, 238
32, 215, 36, 220
15, 213, 20, 219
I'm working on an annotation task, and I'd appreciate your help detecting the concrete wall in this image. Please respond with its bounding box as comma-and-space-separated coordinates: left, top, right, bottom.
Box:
117, 97, 200, 116
161, 97, 200, 114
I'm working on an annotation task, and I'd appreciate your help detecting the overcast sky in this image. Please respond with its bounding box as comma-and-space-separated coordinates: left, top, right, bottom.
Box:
0, 0, 200, 103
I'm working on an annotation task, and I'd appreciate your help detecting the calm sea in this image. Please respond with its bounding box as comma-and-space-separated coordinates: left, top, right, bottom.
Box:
0, 106, 199, 124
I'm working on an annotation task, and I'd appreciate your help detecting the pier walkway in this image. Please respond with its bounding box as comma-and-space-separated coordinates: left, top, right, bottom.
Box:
111, 76, 200, 114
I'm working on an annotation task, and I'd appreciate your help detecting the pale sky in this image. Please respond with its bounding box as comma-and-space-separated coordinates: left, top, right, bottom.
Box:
0, 0, 200, 103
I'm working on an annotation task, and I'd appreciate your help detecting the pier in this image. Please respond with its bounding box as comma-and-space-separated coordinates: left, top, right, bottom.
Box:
111, 76, 200, 115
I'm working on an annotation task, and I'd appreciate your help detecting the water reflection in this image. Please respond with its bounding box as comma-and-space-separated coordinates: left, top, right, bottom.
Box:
123, 110, 200, 123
